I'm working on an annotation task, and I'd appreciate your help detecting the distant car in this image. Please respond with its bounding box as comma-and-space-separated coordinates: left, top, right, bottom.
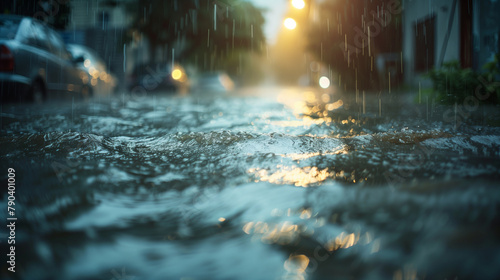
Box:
192, 71, 235, 93
127, 63, 189, 94
67, 44, 117, 96
0, 15, 91, 103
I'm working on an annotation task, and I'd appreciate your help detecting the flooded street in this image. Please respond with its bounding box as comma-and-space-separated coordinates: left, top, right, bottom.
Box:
1, 87, 500, 280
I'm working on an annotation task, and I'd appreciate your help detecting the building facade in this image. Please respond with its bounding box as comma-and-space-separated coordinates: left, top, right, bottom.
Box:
402, 0, 500, 85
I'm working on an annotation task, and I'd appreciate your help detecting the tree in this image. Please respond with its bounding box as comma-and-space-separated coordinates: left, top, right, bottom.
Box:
306, 0, 402, 91
2, 0, 71, 30
126, 0, 266, 83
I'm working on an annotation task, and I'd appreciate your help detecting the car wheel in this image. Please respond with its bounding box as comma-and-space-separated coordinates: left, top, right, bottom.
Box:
30, 80, 45, 104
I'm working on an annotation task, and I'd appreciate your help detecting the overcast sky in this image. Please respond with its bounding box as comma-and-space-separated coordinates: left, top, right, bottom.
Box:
249, 0, 288, 45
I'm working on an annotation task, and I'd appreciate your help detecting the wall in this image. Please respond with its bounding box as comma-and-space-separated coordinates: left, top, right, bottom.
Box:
402, 0, 460, 85
473, 0, 500, 71
69, 0, 132, 30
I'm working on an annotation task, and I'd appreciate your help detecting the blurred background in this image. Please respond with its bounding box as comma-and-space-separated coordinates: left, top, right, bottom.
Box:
1, 0, 499, 96
1, 1, 500, 280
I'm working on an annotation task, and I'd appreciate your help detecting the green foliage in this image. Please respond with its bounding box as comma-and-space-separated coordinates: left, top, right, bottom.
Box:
481, 53, 500, 102
126, 0, 266, 80
426, 57, 500, 104
426, 61, 478, 104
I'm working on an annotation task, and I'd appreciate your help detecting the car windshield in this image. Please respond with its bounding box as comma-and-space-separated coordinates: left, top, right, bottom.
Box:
0, 18, 20, 39
68, 44, 106, 69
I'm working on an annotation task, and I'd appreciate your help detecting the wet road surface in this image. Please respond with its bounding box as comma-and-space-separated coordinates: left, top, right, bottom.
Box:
1, 87, 500, 280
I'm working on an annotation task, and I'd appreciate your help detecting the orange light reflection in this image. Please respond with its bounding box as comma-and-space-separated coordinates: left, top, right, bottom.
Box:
248, 166, 330, 187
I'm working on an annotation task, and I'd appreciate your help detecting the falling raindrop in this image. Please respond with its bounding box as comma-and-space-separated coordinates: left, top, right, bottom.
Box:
172, 48, 175, 69
419, 82, 422, 104
363, 91, 366, 114
379, 97, 382, 117
214, 4, 217, 31
388, 72, 391, 93
232, 19, 235, 49
426, 96, 429, 121
191, 10, 198, 34
320, 43, 323, 61
123, 44, 126, 73
368, 28, 371, 56
400, 51, 403, 73
344, 34, 347, 51
102, 11, 105, 30
454, 102, 458, 129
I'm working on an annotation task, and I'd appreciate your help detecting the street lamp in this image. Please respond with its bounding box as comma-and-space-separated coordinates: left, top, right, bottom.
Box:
284, 18, 297, 30
292, 0, 305, 10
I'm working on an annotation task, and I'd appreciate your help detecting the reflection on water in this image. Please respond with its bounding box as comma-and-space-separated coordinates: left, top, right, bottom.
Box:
284, 254, 310, 280
249, 166, 331, 187
1, 87, 500, 279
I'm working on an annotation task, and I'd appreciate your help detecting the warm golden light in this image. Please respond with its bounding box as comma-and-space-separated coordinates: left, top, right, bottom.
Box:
248, 166, 331, 187
172, 69, 183, 80
242, 221, 302, 245
284, 18, 297, 30
319, 76, 331, 89
284, 254, 309, 273
325, 232, 360, 252
292, 0, 306, 9
84, 59, 91, 68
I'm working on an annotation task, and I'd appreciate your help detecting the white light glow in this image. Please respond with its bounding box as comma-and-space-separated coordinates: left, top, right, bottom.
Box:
319, 76, 331, 89
284, 18, 297, 30
292, 0, 305, 9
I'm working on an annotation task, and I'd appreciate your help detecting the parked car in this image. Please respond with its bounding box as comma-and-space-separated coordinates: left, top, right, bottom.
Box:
67, 44, 117, 96
192, 71, 235, 93
0, 15, 90, 103
127, 63, 189, 94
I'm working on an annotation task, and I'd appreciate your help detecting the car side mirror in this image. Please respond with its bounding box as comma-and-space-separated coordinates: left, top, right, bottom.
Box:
73, 56, 85, 64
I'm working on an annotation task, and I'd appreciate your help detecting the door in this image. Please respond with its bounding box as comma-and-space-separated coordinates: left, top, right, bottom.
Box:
414, 15, 436, 72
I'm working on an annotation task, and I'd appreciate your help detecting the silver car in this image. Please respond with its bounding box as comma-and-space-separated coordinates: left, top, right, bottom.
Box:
0, 15, 90, 103
67, 44, 117, 96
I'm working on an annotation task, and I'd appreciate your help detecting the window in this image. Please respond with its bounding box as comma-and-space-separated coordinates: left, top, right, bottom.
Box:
414, 16, 436, 72
0, 18, 20, 39
24, 20, 52, 53
46, 28, 71, 60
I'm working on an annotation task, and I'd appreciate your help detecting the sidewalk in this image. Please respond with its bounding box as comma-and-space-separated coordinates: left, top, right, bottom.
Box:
305, 86, 500, 129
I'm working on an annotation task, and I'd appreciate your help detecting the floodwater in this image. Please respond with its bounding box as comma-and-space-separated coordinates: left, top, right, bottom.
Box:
1, 87, 500, 280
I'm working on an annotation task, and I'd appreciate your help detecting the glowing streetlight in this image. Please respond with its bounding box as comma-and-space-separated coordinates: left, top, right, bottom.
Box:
319, 76, 331, 89
172, 69, 183, 80
284, 18, 297, 30
292, 0, 305, 10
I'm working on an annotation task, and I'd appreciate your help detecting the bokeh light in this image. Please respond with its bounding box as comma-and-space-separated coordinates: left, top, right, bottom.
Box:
292, 0, 305, 10
284, 18, 297, 30
171, 69, 183, 80
319, 76, 331, 89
